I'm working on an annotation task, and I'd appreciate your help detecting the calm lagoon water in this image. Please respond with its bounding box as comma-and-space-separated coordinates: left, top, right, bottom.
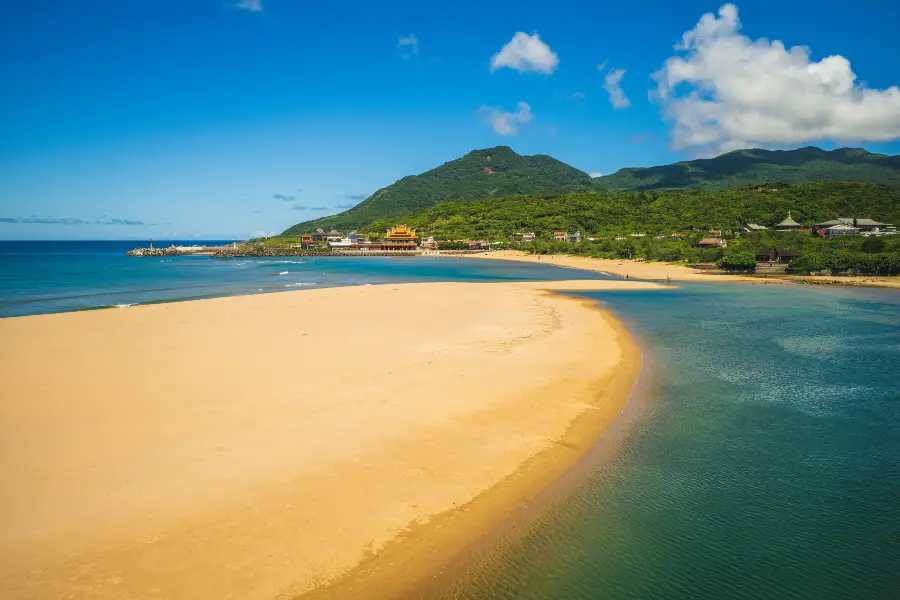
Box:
431, 283, 900, 600
3, 242, 898, 599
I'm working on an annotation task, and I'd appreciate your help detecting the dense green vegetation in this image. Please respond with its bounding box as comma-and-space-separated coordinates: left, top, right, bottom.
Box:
717, 251, 757, 271
789, 251, 900, 275
281, 146, 595, 235
593, 147, 900, 191
514, 230, 900, 275
280, 146, 900, 237
359, 181, 899, 240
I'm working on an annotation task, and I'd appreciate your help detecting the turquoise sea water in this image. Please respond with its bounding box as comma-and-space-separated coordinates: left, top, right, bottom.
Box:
3, 242, 897, 599
431, 283, 900, 600
0, 241, 610, 317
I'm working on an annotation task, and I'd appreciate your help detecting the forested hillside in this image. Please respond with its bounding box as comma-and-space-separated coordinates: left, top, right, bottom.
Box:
281, 146, 595, 235
359, 181, 900, 240
593, 147, 900, 191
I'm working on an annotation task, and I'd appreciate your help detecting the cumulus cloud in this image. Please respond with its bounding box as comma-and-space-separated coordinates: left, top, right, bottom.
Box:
491, 32, 558, 74
603, 68, 631, 109
273, 194, 296, 201
0, 216, 145, 225
345, 193, 367, 201
589, 172, 603, 178
653, 3, 900, 154
398, 34, 419, 58
479, 102, 534, 135
236, 0, 262, 12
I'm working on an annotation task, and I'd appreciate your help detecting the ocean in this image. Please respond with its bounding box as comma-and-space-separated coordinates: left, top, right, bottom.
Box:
2, 241, 898, 599
0, 240, 610, 318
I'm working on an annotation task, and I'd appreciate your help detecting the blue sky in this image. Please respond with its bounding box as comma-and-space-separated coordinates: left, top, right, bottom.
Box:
2, 0, 899, 240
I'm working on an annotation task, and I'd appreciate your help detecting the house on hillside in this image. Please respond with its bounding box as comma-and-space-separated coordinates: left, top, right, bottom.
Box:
696, 238, 727, 248
775, 213, 803, 231
324, 230, 343, 242
824, 224, 861, 239
483, 167, 494, 174
521, 232, 536, 242
567, 231, 582, 243
553, 231, 567, 241
708, 229, 723, 238
741, 223, 768, 233
815, 218, 893, 235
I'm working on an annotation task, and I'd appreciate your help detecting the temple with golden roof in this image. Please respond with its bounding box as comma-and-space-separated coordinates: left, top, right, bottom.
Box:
381, 225, 418, 250
384, 225, 417, 240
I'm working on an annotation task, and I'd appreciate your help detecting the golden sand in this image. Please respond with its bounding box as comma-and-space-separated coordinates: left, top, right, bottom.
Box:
464, 250, 762, 282
0, 279, 656, 600
466, 250, 900, 289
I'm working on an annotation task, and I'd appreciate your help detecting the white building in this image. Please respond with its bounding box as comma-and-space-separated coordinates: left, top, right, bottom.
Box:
825, 224, 860, 239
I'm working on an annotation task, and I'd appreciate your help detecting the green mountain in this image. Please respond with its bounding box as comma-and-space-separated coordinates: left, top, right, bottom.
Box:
280, 146, 596, 236
593, 147, 900, 191
366, 181, 900, 240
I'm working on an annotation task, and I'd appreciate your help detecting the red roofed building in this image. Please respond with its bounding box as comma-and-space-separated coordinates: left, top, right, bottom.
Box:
697, 238, 728, 248
483, 167, 494, 174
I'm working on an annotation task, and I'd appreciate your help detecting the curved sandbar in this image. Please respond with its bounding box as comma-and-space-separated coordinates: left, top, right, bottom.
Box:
0, 280, 658, 600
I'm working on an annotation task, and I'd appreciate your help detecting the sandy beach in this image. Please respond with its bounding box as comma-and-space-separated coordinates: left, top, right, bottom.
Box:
0, 279, 656, 600
465, 250, 900, 289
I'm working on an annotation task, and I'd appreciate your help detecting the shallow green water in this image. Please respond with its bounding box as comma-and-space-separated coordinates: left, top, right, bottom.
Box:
431, 283, 900, 600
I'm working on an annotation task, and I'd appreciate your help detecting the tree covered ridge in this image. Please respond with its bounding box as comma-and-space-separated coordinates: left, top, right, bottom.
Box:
281, 146, 596, 236
357, 181, 899, 240
592, 146, 900, 191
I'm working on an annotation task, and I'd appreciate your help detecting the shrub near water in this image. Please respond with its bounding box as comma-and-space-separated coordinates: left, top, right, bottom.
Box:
717, 251, 758, 271
790, 251, 900, 275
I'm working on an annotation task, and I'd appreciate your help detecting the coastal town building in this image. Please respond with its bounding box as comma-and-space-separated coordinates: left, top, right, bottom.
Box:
521, 232, 536, 242
553, 231, 567, 241
696, 238, 727, 248
815, 218, 894, 235
568, 231, 582, 244
708, 229, 723, 238
775, 213, 803, 231
741, 223, 768, 232
420, 237, 437, 249
312, 228, 344, 243
382, 225, 418, 250
824, 224, 861, 239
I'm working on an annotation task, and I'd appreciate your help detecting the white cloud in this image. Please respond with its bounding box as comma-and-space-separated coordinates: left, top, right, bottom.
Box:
589, 172, 604, 178
603, 68, 631, 109
236, 0, 262, 12
398, 34, 419, 58
479, 102, 534, 136
491, 32, 558, 74
653, 3, 900, 154
568, 92, 586, 100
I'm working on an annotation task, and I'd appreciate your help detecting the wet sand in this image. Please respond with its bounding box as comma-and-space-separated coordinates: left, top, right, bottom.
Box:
0, 279, 656, 600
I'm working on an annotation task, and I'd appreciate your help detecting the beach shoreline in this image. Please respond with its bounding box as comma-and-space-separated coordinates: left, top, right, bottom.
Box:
463, 250, 900, 290
0, 279, 656, 600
